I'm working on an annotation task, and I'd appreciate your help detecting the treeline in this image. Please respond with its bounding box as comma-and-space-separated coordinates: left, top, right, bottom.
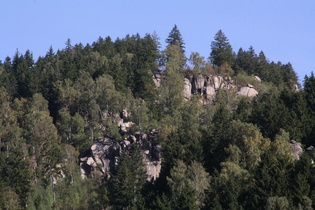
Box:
0, 25, 314, 209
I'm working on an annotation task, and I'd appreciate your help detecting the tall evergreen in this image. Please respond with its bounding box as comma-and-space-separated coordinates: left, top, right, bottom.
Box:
210, 30, 234, 67
108, 143, 146, 209
166, 24, 185, 53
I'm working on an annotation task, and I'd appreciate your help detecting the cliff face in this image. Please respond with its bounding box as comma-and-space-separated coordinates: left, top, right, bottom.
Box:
173, 73, 258, 103
80, 130, 161, 181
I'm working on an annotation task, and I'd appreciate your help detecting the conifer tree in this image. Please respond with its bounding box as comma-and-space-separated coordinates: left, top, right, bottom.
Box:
210, 30, 234, 67
166, 24, 185, 53
108, 143, 146, 209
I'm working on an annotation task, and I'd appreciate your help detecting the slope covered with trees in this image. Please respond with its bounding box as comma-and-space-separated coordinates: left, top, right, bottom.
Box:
0, 25, 314, 209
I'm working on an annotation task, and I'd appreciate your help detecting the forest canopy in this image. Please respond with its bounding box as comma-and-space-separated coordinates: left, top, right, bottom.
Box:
0, 26, 314, 209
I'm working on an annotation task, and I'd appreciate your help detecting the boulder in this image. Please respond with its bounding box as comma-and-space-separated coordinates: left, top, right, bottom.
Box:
247, 83, 254, 88
145, 160, 162, 181
237, 86, 258, 97
290, 140, 303, 160
118, 119, 134, 133
196, 74, 205, 90
120, 109, 130, 120
87, 157, 96, 166
128, 135, 137, 144
213, 76, 223, 90
124, 140, 130, 146
204, 83, 216, 101
254, 76, 261, 82
247, 88, 258, 97
192, 75, 205, 94
183, 77, 192, 101
80, 131, 162, 181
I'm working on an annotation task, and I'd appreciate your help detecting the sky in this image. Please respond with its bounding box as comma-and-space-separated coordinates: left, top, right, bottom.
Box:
1, 0, 314, 84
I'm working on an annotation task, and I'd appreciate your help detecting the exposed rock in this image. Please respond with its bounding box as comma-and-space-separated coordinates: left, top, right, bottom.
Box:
80, 131, 162, 181
214, 76, 223, 90
124, 140, 130, 146
247, 88, 258, 97
183, 77, 192, 101
290, 140, 303, 160
120, 109, 130, 120
293, 84, 299, 91
196, 74, 205, 93
118, 119, 134, 133
128, 135, 137, 144
80, 157, 88, 162
153, 72, 161, 88
254, 76, 261, 82
145, 160, 162, 181
307, 146, 315, 164
154, 72, 260, 102
204, 82, 216, 101
87, 157, 96, 166
247, 83, 254, 88
237, 86, 258, 97
307, 146, 314, 153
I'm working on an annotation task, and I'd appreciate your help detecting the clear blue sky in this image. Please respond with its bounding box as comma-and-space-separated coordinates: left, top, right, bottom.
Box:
1, 0, 314, 83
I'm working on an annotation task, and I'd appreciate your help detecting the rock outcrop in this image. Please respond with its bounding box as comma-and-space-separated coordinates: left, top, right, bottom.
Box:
254, 76, 261, 82
183, 77, 192, 101
237, 84, 258, 97
118, 120, 134, 133
290, 140, 303, 160
153, 71, 161, 88
80, 130, 161, 181
204, 77, 216, 101
154, 72, 259, 103
181, 74, 237, 103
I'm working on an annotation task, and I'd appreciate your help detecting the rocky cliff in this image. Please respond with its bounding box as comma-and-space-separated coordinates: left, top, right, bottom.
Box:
80, 129, 162, 181
154, 71, 259, 103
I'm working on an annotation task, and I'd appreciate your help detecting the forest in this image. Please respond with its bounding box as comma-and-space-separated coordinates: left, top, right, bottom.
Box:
0, 24, 315, 209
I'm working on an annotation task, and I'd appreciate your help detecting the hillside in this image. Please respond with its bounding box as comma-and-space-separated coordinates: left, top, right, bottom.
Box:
0, 26, 314, 209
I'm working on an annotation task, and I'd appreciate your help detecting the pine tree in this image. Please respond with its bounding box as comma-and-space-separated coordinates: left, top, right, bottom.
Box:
0, 147, 31, 208
166, 24, 185, 53
210, 30, 234, 67
108, 143, 146, 209
291, 153, 313, 206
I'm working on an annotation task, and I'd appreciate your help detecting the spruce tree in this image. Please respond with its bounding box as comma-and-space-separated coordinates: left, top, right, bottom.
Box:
210, 30, 234, 67
166, 24, 185, 53
108, 143, 146, 209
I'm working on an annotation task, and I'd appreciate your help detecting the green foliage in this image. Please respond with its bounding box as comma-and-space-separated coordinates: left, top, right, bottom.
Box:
251, 90, 289, 139
166, 24, 185, 54
265, 196, 289, 210
158, 44, 185, 117
210, 30, 234, 66
233, 96, 252, 122
210, 161, 252, 209
1, 187, 22, 210
167, 160, 209, 209
152, 193, 172, 210
108, 143, 147, 209
250, 151, 293, 208
27, 181, 54, 210
225, 120, 270, 171
0, 29, 313, 209
23, 94, 61, 178
188, 52, 207, 75
55, 174, 98, 209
